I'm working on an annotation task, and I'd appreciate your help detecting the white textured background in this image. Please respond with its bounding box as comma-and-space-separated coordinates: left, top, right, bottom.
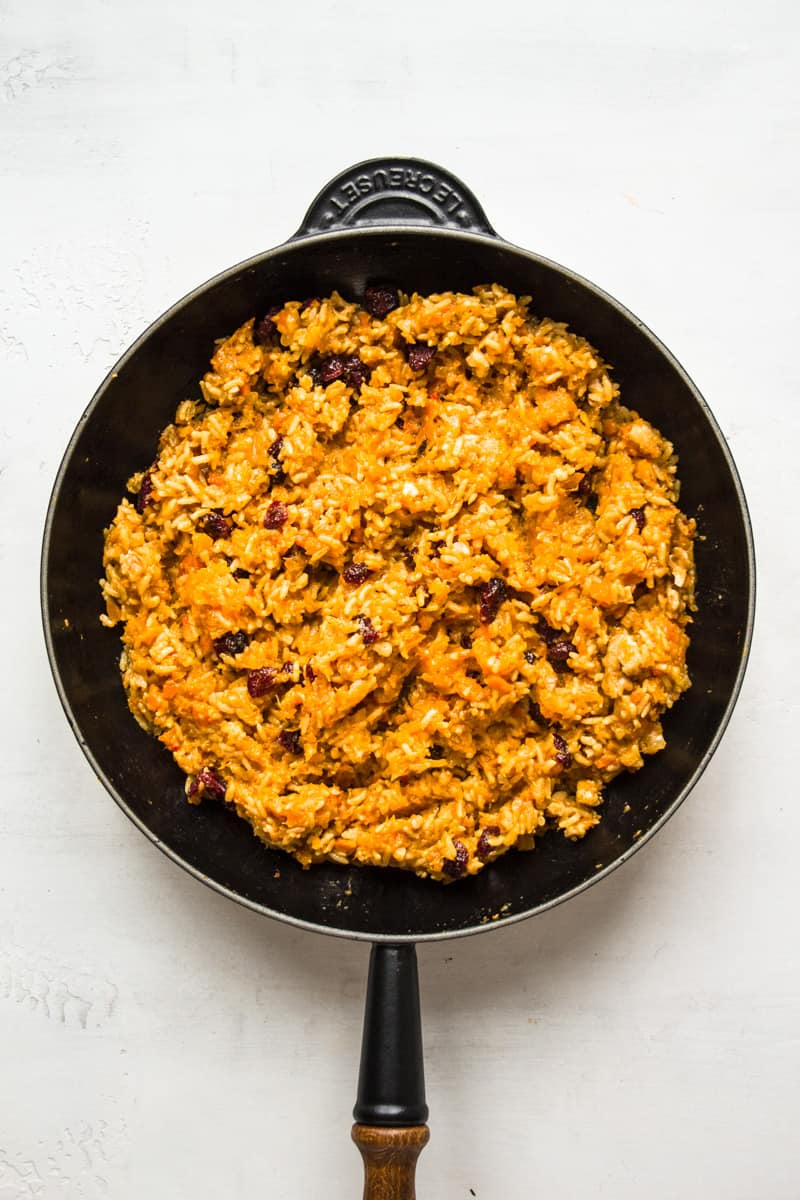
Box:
1, 1, 798, 1196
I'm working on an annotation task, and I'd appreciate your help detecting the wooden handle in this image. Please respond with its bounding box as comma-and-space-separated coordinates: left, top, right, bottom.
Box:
352, 1124, 430, 1200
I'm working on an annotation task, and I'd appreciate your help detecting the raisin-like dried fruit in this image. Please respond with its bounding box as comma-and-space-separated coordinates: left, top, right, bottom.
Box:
267, 436, 286, 485
442, 839, 469, 878
479, 577, 507, 623
630, 507, 646, 532
277, 729, 301, 754
364, 285, 398, 318
191, 767, 227, 802
548, 640, 577, 663
476, 825, 501, 863
200, 511, 232, 539
254, 307, 281, 345
264, 500, 289, 529
357, 615, 380, 645
135, 471, 154, 514
404, 342, 435, 371
553, 732, 573, 769
342, 354, 369, 389
320, 355, 344, 383
343, 562, 372, 585
213, 630, 250, 658
247, 667, 278, 697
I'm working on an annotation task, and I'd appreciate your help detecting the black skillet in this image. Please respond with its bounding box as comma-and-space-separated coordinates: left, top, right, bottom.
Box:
41, 158, 755, 1198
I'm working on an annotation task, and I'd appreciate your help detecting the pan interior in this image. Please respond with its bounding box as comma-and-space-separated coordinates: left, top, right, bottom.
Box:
42, 229, 753, 940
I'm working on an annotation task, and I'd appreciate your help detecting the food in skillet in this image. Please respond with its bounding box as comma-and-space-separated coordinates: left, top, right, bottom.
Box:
100, 284, 695, 880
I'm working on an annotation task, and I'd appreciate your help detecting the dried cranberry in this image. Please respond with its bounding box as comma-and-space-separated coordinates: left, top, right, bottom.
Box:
305, 662, 316, 682
281, 661, 295, 675
200, 511, 232, 539
193, 767, 227, 802
479, 577, 507, 624
254, 307, 281, 345
341, 354, 369, 389
319, 355, 344, 383
428, 744, 445, 760
404, 342, 435, 371
364, 285, 399, 318
630, 507, 646, 532
213, 630, 250, 658
548, 640, 577, 664
460, 632, 474, 649
442, 839, 469, 879
135, 472, 154, 514
524, 649, 536, 664
343, 562, 372, 585
553, 732, 573, 769
247, 667, 278, 697
264, 500, 289, 529
357, 615, 380, 645
476, 825, 501, 863
277, 729, 301, 754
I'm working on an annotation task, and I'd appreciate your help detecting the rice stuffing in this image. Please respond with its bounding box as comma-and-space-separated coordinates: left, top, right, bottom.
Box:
100, 284, 696, 881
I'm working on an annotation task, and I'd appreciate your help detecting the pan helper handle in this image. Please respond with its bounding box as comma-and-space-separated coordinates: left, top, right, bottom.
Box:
295, 157, 496, 237
352, 944, 429, 1199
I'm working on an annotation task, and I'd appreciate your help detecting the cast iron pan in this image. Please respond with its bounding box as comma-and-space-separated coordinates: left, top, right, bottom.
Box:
41, 158, 755, 1198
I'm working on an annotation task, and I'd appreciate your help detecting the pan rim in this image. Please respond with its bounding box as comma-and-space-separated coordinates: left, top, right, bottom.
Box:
40, 224, 756, 943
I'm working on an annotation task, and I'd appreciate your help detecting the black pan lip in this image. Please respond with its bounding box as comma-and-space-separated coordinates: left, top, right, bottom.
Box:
40, 224, 757, 944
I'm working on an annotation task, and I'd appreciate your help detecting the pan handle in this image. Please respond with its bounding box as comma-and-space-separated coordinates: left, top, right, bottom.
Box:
352, 944, 429, 1199
295, 157, 496, 238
